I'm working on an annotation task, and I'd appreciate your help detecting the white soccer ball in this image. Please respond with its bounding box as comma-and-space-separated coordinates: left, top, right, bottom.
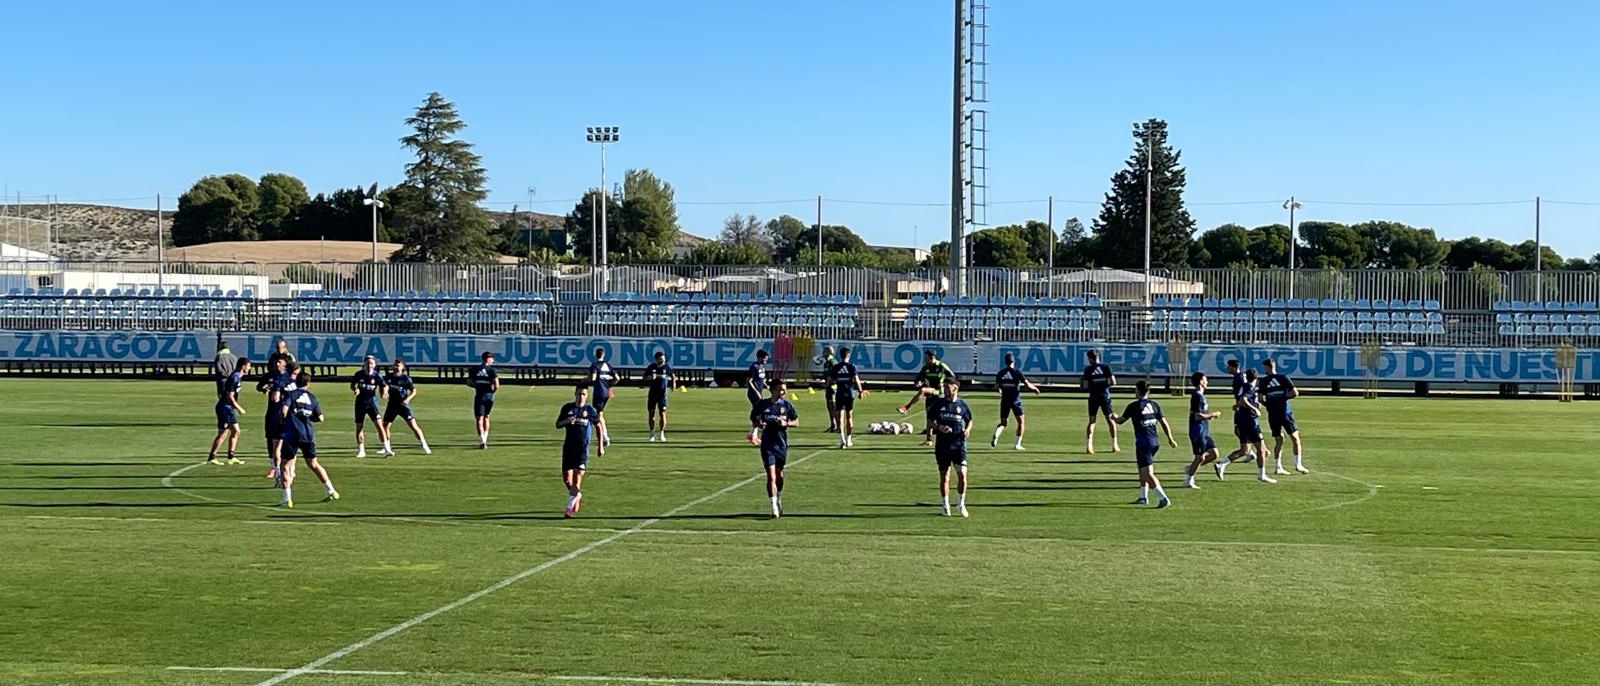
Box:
900, 422, 914, 434
869, 422, 885, 434
887, 423, 902, 435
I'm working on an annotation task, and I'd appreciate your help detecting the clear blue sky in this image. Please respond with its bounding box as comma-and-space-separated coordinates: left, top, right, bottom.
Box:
3, 0, 1598, 259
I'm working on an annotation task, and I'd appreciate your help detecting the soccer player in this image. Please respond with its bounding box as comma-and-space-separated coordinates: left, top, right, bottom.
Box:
991, 352, 1040, 450
1182, 372, 1224, 488
749, 379, 799, 518
207, 358, 250, 465
1081, 349, 1119, 454
1222, 368, 1275, 484
1112, 380, 1179, 508
914, 349, 956, 447
1259, 358, 1308, 475
827, 347, 865, 448
382, 358, 431, 455
744, 349, 771, 444
257, 357, 294, 478
903, 377, 974, 517
644, 350, 676, 442
350, 355, 392, 458
267, 339, 296, 370
587, 347, 615, 448
816, 345, 839, 433
469, 351, 500, 449
1223, 358, 1256, 465
556, 384, 602, 518
277, 371, 338, 508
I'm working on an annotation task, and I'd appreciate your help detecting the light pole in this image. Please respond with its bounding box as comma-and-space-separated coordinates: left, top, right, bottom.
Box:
1138, 122, 1155, 305
586, 126, 619, 292
1283, 196, 1301, 298
525, 186, 537, 257
363, 197, 384, 263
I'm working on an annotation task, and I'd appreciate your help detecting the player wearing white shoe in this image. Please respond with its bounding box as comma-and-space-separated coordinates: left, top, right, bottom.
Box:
906, 378, 973, 517
828, 347, 866, 448
644, 351, 676, 442
350, 355, 391, 457
991, 353, 1040, 450
556, 384, 602, 517
749, 380, 799, 518
587, 348, 616, 450
1224, 368, 1275, 483
1112, 381, 1178, 508
1259, 358, 1308, 475
745, 350, 771, 445
469, 351, 499, 449
1181, 372, 1223, 488
1081, 350, 1119, 454
381, 358, 430, 455
206, 358, 250, 465
278, 372, 338, 507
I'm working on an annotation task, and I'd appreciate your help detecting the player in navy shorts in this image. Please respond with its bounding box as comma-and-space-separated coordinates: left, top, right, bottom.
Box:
207, 358, 250, 465
1081, 349, 1119, 454
588, 347, 616, 448
1182, 372, 1224, 488
905, 377, 974, 518
556, 384, 602, 518
991, 352, 1040, 450
744, 350, 771, 443
1223, 368, 1275, 484
749, 380, 799, 518
1259, 358, 1308, 475
1113, 381, 1178, 508
828, 347, 866, 449
350, 355, 391, 457
257, 358, 295, 479
469, 351, 500, 449
277, 372, 337, 507
382, 358, 430, 455
644, 350, 676, 442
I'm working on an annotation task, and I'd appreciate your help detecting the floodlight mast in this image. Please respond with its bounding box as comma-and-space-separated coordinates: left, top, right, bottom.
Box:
586, 126, 619, 295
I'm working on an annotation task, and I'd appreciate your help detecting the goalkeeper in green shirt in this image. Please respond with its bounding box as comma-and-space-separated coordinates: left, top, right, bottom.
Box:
898, 349, 956, 447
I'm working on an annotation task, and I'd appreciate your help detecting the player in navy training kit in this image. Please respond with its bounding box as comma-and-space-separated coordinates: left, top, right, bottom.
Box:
816, 346, 838, 433
382, 358, 431, 455
257, 357, 295, 479
828, 347, 866, 449
991, 352, 1040, 451
1219, 358, 1258, 466
1113, 381, 1178, 508
644, 350, 676, 442
1259, 358, 1309, 475
207, 358, 251, 465
749, 380, 799, 518
1081, 349, 1120, 454
277, 371, 337, 507
1181, 372, 1224, 488
744, 349, 771, 444
350, 355, 391, 457
1222, 367, 1275, 483
588, 347, 616, 449
469, 351, 500, 449
556, 384, 602, 517
905, 377, 974, 517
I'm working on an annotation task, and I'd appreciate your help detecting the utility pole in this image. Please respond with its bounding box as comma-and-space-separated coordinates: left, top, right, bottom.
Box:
1047, 195, 1055, 298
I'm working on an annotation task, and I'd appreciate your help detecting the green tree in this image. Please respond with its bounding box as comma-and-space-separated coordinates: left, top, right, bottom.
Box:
1054, 217, 1094, 268
795, 247, 881, 268
388, 92, 496, 262
719, 214, 771, 253
256, 173, 310, 240
1445, 236, 1521, 271
795, 224, 871, 256
566, 189, 624, 264
616, 168, 680, 261
1353, 221, 1447, 268
1513, 240, 1563, 271
765, 215, 809, 262
286, 187, 384, 242
170, 174, 261, 246
1299, 221, 1371, 269
1198, 223, 1252, 267
1247, 223, 1291, 267
971, 227, 1032, 268
1092, 119, 1196, 269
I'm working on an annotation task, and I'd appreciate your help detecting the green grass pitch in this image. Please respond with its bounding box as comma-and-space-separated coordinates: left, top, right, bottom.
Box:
2, 377, 1597, 686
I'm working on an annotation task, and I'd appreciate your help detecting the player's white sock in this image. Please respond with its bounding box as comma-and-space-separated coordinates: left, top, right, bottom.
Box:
770, 496, 779, 509
991, 425, 1003, 446
941, 495, 950, 509
420, 440, 431, 454
479, 432, 488, 445
1085, 438, 1093, 452
1139, 484, 1149, 500
957, 493, 966, 509
355, 443, 365, 457
1295, 451, 1305, 469
282, 485, 292, 502
324, 479, 336, 494
1014, 438, 1024, 450
659, 430, 666, 442
1153, 485, 1167, 501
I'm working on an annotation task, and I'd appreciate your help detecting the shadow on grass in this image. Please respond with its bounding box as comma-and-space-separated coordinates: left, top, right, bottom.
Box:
24, 421, 191, 428
0, 501, 230, 508
0, 484, 247, 491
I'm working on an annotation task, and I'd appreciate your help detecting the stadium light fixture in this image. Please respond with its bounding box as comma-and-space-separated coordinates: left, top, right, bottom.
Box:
1284, 196, 1302, 298
586, 125, 620, 295
363, 197, 384, 264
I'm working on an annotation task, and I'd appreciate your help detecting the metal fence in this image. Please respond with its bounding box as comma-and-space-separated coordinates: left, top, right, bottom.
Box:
5, 260, 1600, 347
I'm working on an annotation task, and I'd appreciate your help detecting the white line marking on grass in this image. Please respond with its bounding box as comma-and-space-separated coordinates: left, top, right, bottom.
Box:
251, 448, 831, 686
1280, 469, 1379, 514
162, 462, 281, 513
169, 666, 406, 675
551, 675, 847, 686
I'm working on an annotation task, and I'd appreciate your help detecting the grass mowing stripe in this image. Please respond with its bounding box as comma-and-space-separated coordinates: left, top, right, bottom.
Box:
551, 675, 849, 686
252, 447, 831, 686
169, 666, 407, 675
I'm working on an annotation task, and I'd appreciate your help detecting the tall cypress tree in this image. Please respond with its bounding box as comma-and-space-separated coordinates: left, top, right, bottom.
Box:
389, 92, 496, 263
1092, 119, 1196, 270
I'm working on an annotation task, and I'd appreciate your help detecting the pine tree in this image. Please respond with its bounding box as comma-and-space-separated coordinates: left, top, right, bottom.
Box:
1092, 119, 1196, 269
389, 92, 496, 263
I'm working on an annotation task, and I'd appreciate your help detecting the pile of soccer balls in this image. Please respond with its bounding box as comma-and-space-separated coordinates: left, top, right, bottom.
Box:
868, 421, 916, 435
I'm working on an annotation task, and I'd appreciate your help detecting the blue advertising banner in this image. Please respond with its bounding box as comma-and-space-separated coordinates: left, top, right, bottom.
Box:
0, 330, 1593, 383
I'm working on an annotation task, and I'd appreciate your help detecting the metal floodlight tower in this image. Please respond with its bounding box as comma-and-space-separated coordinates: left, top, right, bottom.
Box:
1284, 196, 1301, 297
950, 0, 988, 298
586, 125, 619, 294
362, 197, 384, 263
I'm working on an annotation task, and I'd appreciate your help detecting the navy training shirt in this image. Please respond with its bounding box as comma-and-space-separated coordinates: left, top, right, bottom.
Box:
1188, 390, 1211, 436
1082, 363, 1113, 396
829, 361, 859, 398
932, 397, 973, 452
1259, 373, 1296, 412
747, 362, 769, 393
645, 361, 673, 393
470, 364, 498, 398
750, 397, 798, 452
351, 369, 385, 402
1121, 398, 1165, 447
282, 388, 322, 443
384, 371, 414, 402
590, 361, 615, 396
996, 367, 1027, 399
558, 402, 600, 456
